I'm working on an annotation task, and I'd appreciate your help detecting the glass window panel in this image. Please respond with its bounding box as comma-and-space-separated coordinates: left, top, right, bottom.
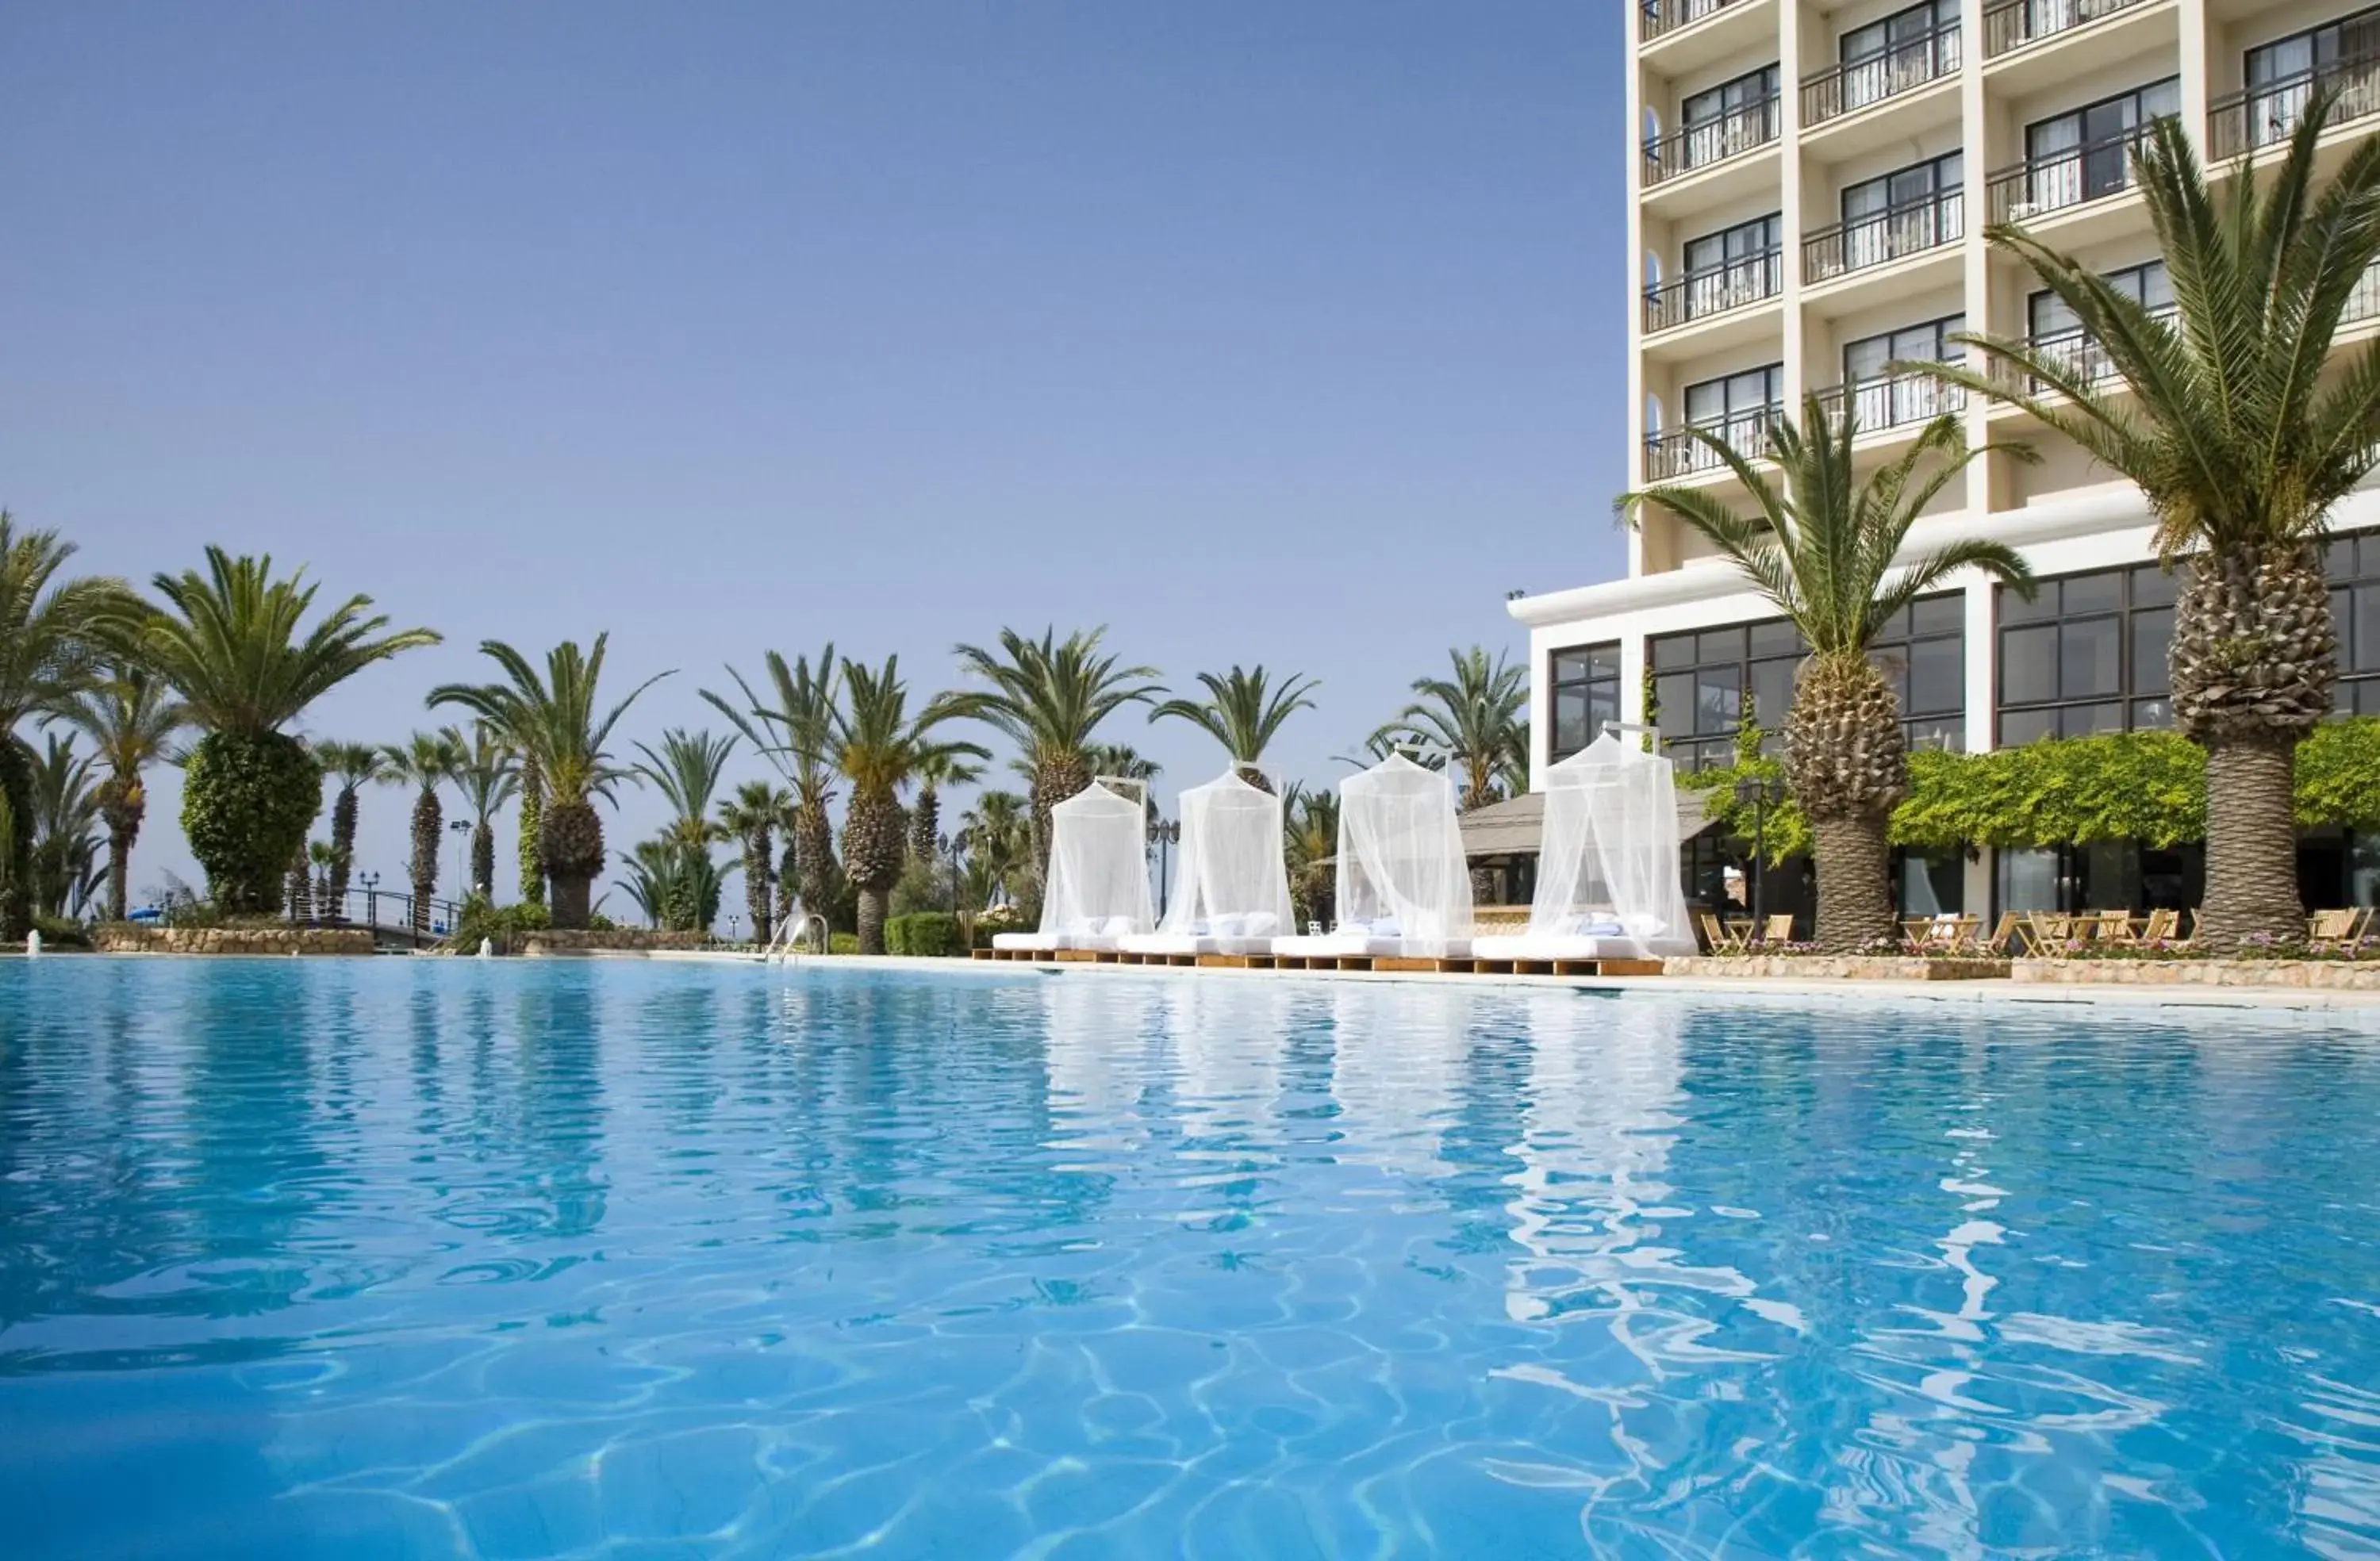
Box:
2137, 260, 2173, 310
2063, 571, 2123, 615
2000, 708, 2058, 746
2030, 289, 2078, 340
2000, 580, 2059, 624
2131, 607, 2174, 695
1589, 645, 1624, 680
1844, 333, 1892, 382
2129, 563, 2178, 608
1747, 619, 1801, 655
1589, 687, 1621, 744
2330, 537, 2359, 579
1908, 715, 1964, 754
2139, 77, 2180, 121
2000, 623, 2059, 704
2359, 585, 2380, 671
1908, 635, 1964, 715
2132, 697, 2173, 729
2060, 616, 2122, 699
2061, 701, 2125, 737
1910, 594, 1964, 635
1684, 381, 1724, 424
1749, 658, 1796, 727
1868, 646, 1910, 705
1697, 627, 1745, 664
2363, 531, 2380, 576
1553, 687, 1589, 757
1695, 667, 1742, 734
2360, 679, 2380, 715
1656, 672, 1697, 739
1653, 634, 1695, 671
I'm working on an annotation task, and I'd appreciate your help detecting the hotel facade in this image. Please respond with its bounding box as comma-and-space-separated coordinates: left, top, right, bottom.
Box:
1507, 0, 2380, 926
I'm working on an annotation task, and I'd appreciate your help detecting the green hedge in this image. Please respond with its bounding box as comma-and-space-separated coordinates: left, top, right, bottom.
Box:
885, 911, 963, 957
829, 931, 859, 955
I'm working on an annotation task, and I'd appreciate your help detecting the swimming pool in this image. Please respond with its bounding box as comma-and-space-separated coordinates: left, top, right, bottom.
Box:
1, 959, 2375, 1558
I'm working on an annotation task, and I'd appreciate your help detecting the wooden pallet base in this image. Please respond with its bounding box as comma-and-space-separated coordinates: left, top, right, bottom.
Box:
950, 946, 1665, 978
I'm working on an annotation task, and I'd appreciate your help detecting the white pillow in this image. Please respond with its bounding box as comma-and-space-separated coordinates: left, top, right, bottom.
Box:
1100, 915, 1136, 938
1240, 911, 1277, 938
1210, 912, 1246, 938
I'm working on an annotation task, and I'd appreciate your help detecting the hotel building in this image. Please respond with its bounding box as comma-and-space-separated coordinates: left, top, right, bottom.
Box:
1507, 0, 2380, 924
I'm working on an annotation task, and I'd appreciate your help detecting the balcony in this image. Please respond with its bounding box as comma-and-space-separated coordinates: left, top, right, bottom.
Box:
1813, 372, 1967, 435
1983, 0, 2158, 59
1802, 193, 1964, 286
1644, 251, 1783, 335
2209, 53, 2380, 161
1987, 122, 2161, 224
1645, 408, 1780, 481
1641, 0, 1749, 44
1802, 25, 1962, 127
2007, 302, 2178, 397
1645, 95, 1782, 187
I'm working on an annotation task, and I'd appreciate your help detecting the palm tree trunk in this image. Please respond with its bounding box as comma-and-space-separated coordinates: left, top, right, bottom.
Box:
1030, 751, 1091, 887
101, 788, 140, 922
409, 787, 440, 938
470, 823, 494, 900
909, 787, 939, 866
516, 753, 546, 907
1810, 811, 1895, 954
286, 846, 310, 923
540, 798, 604, 930
797, 805, 836, 918
857, 885, 889, 956
2198, 732, 2305, 951
328, 784, 358, 921
744, 830, 772, 945
550, 871, 593, 930
0, 736, 34, 941
777, 838, 797, 923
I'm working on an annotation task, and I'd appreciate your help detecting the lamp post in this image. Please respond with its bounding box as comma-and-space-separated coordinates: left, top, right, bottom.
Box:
1733, 775, 1782, 933
359, 870, 380, 931
1150, 818, 1180, 915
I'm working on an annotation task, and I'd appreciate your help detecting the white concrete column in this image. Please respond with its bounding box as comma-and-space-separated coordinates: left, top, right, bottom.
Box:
1779, 0, 1808, 405
1626, 37, 1651, 578
2177, 0, 2210, 158
1963, 573, 1996, 755
1960, 0, 1995, 518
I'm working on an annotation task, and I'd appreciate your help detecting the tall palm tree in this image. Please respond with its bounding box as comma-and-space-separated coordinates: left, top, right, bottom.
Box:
106, 547, 438, 913
955, 788, 1029, 911
381, 731, 465, 938
908, 750, 981, 869
429, 636, 668, 930
22, 733, 104, 921
312, 742, 386, 922
1150, 664, 1319, 791
718, 780, 792, 945
1622, 398, 2032, 952
447, 724, 519, 900
634, 728, 737, 851
56, 663, 186, 922
948, 627, 1162, 882
0, 515, 125, 935
1281, 781, 1339, 930
516, 749, 545, 907
308, 839, 338, 923
703, 646, 841, 919
831, 654, 985, 955
1374, 647, 1529, 810
1905, 98, 2380, 948
772, 793, 800, 927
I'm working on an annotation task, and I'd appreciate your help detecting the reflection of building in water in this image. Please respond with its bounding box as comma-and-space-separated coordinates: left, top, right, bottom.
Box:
1326, 984, 1474, 1180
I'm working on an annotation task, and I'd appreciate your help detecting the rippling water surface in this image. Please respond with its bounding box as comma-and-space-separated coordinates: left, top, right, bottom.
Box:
2, 960, 2378, 1559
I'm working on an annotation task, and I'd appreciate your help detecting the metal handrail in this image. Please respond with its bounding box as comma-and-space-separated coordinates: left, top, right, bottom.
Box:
1645, 408, 1782, 480
1641, 0, 1748, 44
2209, 54, 2380, 159
1802, 25, 1961, 125
1802, 192, 1962, 283
1643, 249, 1782, 333
1644, 96, 1781, 186
1987, 121, 2164, 223
1811, 373, 1967, 433
1983, 0, 2154, 59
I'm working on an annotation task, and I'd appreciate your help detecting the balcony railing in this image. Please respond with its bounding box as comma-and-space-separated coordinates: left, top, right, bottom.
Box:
2017, 302, 2178, 392
1645, 407, 1781, 479
1802, 192, 1963, 284
1987, 121, 2163, 222
1983, 0, 2155, 59
1644, 250, 1783, 332
1641, 0, 1749, 44
2350, 258, 2380, 327
1645, 96, 1782, 186
2209, 53, 2380, 160
1814, 372, 1966, 433
1802, 25, 1962, 125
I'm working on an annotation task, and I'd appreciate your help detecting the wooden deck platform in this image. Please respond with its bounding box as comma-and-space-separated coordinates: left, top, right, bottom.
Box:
964, 946, 1664, 979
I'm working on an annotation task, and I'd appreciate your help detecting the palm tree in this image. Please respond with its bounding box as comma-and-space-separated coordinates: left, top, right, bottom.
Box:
308, 839, 338, 923
635, 728, 737, 851
56, 663, 186, 922
955, 788, 1029, 911
719, 780, 793, 945
1904, 98, 2380, 948
516, 749, 545, 907
1281, 781, 1339, 930
831, 654, 986, 954
1150, 664, 1319, 791
312, 742, 386, 922
0, 515, 125, 935
381, 731, 465, 938
1622, 397, 2032, 952
428, 636, 667, 930
948, 627, 1162, 882
703, 646, 841, 920
106, 547, 437, 913
447, 725, 519, 899
1374, 647, 1529, 810
22, 734, 104, 921
908, 750, 980, 869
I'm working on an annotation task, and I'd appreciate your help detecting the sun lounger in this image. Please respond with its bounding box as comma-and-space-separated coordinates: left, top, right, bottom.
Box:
1120, 912, 1283, 959
1269, 924, 1472, 960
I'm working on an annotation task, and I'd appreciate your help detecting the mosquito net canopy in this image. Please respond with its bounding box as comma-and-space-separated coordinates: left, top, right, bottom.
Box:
1526, 732, 1695, 956
1335, 754, 1474, 945
1038, 780, 1155, 939
1157, 770, 1293, 939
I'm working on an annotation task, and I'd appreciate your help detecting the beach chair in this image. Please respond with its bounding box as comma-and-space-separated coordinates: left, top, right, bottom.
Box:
1984, 911, 2029, 957
2139, 907, 2180, 945
2094, 908, 2140, 945
1696, 911, 1745, 953
2309, 908, 2360, 949
1760, 912, 1795, 945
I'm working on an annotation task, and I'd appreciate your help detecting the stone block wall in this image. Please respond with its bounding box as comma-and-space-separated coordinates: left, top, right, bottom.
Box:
517, 929, 715, 957
94, 925, 377, 957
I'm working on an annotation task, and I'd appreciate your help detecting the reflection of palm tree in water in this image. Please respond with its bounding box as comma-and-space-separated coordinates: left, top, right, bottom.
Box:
514, 968, 608, 1240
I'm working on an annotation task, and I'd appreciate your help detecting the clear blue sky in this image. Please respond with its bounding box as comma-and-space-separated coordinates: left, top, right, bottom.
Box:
2, 2, 1630, 911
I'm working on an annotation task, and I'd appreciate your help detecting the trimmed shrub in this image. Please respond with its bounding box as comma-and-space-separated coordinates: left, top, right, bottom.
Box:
829, 931, 859, 955
445, 896, 552, 954
29, 914, 90, 949
886, 911, 962, 957
182, 732, 324, 913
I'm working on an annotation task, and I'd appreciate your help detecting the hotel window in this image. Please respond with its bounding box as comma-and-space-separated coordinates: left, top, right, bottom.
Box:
2023, 78, 2180, 209
2327, 527, 2380, 715
1997, 564, 2178, 744
1842, 313, 1964, 431
1838, 1, 1960, 112
1681, 213, 1783, 316
1549, 642, 1623, 761
1682, 64, 1782, 130
1683, 362, 1786, 433
1837, 151, 1964, 270
2245, 7, 2380, 149
1868, 594, 1968, 751
1679, 63, 1783, 171
1653, 618, 1805, 772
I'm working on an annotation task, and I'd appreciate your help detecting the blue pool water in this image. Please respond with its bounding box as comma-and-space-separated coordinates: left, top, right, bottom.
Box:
2, 961, 2377, 1559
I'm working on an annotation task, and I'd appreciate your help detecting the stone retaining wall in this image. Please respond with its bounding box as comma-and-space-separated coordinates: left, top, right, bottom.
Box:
518, 929, 715, 957
2013, 958, 2380, 990
94, 925, 376, 957
1666, 955, 2011, 982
